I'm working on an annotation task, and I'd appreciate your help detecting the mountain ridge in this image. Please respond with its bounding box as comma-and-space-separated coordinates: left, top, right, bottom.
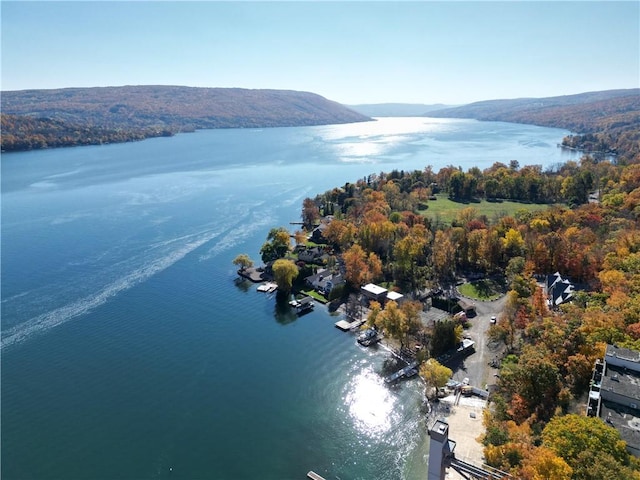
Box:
1, 85, 370, 151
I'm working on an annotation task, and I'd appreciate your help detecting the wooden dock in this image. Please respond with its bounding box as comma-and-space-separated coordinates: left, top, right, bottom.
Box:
385, 361, 419, 384
335, 318, 366, 331
307, 471, 326, 480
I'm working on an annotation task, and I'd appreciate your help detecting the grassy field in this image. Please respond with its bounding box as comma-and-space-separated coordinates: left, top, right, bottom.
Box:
458, 279, 505, 301
419, 194, 556, 225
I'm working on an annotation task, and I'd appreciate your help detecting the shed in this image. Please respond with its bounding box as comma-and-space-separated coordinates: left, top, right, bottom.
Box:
457, 298, 476, 316
386, 291, 405, 304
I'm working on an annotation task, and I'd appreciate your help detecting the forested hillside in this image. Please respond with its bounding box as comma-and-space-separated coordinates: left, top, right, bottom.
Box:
430, 89, 640, 163
0, 86, 370, 152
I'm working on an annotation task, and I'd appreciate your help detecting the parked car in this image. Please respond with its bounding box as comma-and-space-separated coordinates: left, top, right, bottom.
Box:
490, 315, 497, 324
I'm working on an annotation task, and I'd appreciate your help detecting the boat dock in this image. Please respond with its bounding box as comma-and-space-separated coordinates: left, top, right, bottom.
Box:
307, 471, 326, 480
257, 282, 277, 293
290, 296, 315, 314
335, 318, 366, 331
385, 361, 419, 384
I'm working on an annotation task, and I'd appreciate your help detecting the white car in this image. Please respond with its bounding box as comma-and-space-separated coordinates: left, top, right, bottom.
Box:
490, 315, 497, 324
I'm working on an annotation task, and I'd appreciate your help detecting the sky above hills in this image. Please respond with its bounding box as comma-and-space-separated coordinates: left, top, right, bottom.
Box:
1, 1, 638, 105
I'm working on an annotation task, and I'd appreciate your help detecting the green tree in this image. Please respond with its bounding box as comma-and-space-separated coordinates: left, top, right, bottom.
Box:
260, 227, 291, 263
272, 259, 298, 293
431, 319, 457, 357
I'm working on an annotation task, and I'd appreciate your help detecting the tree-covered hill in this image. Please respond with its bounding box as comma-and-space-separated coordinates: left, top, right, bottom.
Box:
0, 86, 370, 152
429, 89, 640, 163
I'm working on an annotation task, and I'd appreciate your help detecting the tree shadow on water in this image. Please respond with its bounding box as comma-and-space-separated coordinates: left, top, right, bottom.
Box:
234, 277, 252, 293
273, 291, 297, 325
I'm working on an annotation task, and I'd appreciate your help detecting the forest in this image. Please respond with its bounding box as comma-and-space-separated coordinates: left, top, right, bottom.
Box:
0, 86, 370, 152
246, 146, 640, 478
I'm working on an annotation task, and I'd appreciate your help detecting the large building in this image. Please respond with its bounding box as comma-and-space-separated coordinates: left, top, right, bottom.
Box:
587, 344, 640, 456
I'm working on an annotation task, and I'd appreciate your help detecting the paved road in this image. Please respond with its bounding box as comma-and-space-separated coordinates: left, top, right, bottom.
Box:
449, 294, 507, 390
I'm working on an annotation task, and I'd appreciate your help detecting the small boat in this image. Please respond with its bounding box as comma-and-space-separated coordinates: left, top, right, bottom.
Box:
357, 328, 381, 347
292, 296, 314, 314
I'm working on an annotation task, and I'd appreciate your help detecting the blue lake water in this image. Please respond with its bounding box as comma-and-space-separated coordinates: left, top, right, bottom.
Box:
1, 117, 580, 479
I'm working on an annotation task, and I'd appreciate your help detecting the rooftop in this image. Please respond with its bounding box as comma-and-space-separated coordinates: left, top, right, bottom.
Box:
607, 344, 640, 365
386, 291, 403, 301
600, 401, 640, 454
361, 283, 388, 296
602, 364, 640, 403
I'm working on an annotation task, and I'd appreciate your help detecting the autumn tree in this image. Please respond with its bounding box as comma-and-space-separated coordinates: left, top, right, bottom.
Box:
542, 414, 637, 479
520, 446, 573, 480
499, 344, 561, 422
260, 227, 291, 263
272, 259, 299, 293
393, 224, 431, 291
419, 359, 452, 399
302, 197, 320, 229
366, 301, 382, 327
374, 301, 407, 349
343, 244, 382, 288
232, 253, 254, 272
433, 230, 456, 285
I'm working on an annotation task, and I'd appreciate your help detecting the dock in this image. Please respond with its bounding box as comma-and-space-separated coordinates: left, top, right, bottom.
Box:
307, 472, 326, 480
335, 318, 366, 331
385, 361, 419, 384
290, 296, 315, 314
257, 282, 277, 293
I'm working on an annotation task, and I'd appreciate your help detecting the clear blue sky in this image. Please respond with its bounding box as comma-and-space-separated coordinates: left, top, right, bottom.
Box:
2, 1, 638, 104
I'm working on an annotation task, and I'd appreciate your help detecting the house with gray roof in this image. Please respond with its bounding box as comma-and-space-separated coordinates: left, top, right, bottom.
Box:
546, 271, 575, 308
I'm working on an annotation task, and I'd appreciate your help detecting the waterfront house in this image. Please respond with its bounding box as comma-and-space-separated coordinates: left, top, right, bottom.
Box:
361, 283, 406, 306
298, 246, 327, 264
305, 269, 344, 296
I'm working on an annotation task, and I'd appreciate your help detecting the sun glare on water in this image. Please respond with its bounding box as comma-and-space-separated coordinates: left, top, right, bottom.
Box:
345, 367, 398, 437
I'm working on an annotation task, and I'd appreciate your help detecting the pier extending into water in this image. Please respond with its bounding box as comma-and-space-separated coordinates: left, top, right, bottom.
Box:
335, 318, 366, 331
307, 471, 326, 480
385, 361, 419, 384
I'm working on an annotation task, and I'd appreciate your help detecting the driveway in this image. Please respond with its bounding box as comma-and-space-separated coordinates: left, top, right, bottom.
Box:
448, 294, 507, 390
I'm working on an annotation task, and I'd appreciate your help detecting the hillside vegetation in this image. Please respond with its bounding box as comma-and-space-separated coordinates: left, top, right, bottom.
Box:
430, 89, 640, 163
256, 154, 640, 479
0, 86, 370, 152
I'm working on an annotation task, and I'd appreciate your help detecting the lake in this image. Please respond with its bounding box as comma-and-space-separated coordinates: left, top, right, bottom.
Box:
1, 117, 580, 479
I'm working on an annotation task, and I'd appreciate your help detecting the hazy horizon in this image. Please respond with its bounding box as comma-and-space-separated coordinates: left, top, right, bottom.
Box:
1, 1, 638, 105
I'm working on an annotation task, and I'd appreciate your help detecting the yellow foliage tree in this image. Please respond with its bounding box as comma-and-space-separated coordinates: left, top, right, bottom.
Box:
419, 358, 452, 399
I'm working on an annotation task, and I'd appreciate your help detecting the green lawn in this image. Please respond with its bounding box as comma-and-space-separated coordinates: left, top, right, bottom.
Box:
458, 279, 505, 301
418, 194, 556, 225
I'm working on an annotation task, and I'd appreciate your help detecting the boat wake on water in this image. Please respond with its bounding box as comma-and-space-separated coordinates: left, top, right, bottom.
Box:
1, 228, 222, 350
